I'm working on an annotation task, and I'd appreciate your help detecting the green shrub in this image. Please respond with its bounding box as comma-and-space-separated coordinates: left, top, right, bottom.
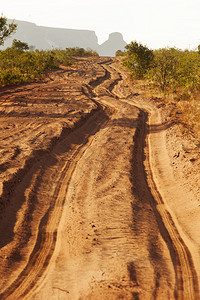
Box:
122, 42, 200, 136
0, 47, 98, 86
115, 50, 125, 57
147, 48, 200, 92
123, 41, 154, 78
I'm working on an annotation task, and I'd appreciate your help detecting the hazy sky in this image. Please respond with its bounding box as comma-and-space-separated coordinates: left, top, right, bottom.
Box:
1, 0, 200, 49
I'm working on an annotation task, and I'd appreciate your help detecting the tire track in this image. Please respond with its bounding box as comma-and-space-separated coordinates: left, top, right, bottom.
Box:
114, 99, 199, 298
111, 62, 199, 299
144, 114, 199, 299
0, 107, 110, 300
1, 58, 198, 299
0, 59, 116, 299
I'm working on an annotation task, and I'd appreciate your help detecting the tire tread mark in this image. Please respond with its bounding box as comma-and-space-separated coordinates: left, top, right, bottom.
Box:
0, 108, 110, 300
137, 109, 199, 300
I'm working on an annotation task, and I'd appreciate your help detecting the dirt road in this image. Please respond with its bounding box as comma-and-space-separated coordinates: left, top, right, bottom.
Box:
0, 57, 199, 299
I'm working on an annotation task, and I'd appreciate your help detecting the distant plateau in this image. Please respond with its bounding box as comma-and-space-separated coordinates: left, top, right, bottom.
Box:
1, 20, 127, 57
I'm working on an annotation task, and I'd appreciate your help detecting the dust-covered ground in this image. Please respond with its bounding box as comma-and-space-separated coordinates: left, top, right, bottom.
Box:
0, 57, 199, 299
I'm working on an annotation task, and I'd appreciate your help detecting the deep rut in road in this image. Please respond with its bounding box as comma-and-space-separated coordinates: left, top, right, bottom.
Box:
130, 108, 199, 299
0, 58, 199, 299
0, 85, 110, 298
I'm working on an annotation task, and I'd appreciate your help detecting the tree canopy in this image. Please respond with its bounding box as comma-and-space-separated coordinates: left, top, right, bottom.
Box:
123, 41, 154, 78
12, 39, 29, 51
0, 16, 17, 46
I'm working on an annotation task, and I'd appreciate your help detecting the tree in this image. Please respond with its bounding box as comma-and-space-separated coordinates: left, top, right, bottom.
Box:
123, 41, 154, 78
115, 50, 125, 57
12, 39, 29, 51
198, 45, 200, 55
147, 48, 200, 92
148, 48, 179, 91
0, 15, 17, 46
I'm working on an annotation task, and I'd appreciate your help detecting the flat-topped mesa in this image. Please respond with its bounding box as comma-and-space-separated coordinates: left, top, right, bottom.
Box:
2, 20, 99, 51
1, 20, 127, 56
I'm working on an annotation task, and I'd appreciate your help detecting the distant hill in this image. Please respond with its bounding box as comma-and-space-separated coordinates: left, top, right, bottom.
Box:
0, 20, 127, 57
98, 32, 127, 57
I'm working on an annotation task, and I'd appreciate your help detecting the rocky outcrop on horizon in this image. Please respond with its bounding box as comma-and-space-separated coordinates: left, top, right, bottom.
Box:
98, 32, 127, 57
1, 20, 127, 56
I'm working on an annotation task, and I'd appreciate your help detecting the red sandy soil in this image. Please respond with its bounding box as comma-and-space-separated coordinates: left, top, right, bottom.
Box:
0, 57, 199, 299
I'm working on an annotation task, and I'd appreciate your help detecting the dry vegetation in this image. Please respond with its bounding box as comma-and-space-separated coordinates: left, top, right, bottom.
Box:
0, 47, 98, 85
119, 43, 200, 138
128, 78, 200, 138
